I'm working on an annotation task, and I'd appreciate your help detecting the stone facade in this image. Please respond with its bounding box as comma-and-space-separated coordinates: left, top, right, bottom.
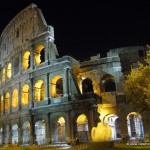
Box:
0, 3, 148, 145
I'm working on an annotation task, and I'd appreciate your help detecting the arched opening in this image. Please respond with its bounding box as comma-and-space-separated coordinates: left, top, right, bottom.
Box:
82, 78, 93, 93
56, 78, 63, 97
34, 80, 45, 102
105, 80, 116, 92
127, 112, 144, 139
0, 96, 4, 113
103, 114, 121, 140
101, 74, 116, 92
76, 114, 89, 142
22, 84, 30, 105
12, 124, 18, 144
7, 63, 12, 79
2, 68, 5, 83
35, 120, 46, 145
5, 93, 10, 111
51, 76, 63, 98
0, 128, 2, 145
57, 117, 66, 142
52, 117, 66, 143
35, 45, 45, 65
22, 51, 31, 70
12, 89, 18, 108
5, 125, 9, 144
22, 121, 30, 145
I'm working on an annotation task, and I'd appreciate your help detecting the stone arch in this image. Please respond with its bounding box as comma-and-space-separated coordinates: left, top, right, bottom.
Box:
76, 114, 89, 142
12, 89, 18, 108
34, 80, 45, 102
5, 92, 10, 111
12, 124, 18, 144
22, 84, 30, 105
103, 114, 121, 140
127, 112, 144, 139
101, 74, 116, 92
35, 120, 46, 145
7, 63, 12, 79
50, 75, 63, 98
22, 121, 30, 145
57, 117, 66, 142
82, 78, 93, 93
35, 45, 45, 65
22, 51, 31, 70
53, 116, 66, 143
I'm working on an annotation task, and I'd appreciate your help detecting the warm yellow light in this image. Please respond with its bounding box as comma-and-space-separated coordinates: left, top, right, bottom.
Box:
51, 76, 63, 98
91, 122, 112, 142
22, 51, 30, 70
5, 93, 10, 110
0, 96, 4, 112
76, 114, 88, 124
7, 63, 12, 79
58, 117, 65, 125
12, 89, 18, 108
22, 84, 30, 105
34, 80, 45, 102
2, 68, 6, 83
35, 45, 44, 65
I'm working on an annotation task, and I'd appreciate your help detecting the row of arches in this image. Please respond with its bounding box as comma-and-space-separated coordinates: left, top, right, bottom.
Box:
0, 112, 144, 145
104, 112, 144, 140
0, 74, 118, 112
81, 75, 116, 94
0, 76, 63, 112
0, 84, 29, 112
0, 114, 88, 145
0, 45, 45, 85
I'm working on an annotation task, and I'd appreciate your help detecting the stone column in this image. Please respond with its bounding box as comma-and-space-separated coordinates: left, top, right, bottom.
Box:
63, 67, 71, 98
45, 36, 50, 65
49, 114, 54, 143
2, 123, 4, 145
18, 118, 22, 145
46, 113, 51, 144
44, 74, 49, 102
2, 93, 4, 115
47, 73, 50, 104
19, 51, 22, 75
87, 104, 100, 142
70, 111, 76, 143
29, 114, 35, 145
18, 82, 22, 110
9, 89, 12, 114
30, 45, 35, 70
9, 123, 12, 144
29, 78, 34, 108
3, 93, 6, 115
65, 112, 71, 144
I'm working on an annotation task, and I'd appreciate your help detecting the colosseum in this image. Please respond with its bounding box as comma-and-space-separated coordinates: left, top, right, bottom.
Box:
0, 3, 149, 145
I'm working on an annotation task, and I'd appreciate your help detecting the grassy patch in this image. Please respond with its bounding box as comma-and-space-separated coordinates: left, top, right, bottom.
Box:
1, 143, 150, 150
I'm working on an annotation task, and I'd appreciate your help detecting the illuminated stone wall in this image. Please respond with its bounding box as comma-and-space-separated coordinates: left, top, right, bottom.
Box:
0, 3, 148, 146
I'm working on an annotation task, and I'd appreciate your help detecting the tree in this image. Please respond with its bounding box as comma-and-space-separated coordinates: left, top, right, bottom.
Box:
124, 50, 150, 112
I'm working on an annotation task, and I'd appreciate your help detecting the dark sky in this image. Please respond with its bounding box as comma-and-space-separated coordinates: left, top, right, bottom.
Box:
0, 1, 150, 60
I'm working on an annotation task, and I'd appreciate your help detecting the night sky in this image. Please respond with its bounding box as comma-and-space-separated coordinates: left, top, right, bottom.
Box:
0, 1, 150, 60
